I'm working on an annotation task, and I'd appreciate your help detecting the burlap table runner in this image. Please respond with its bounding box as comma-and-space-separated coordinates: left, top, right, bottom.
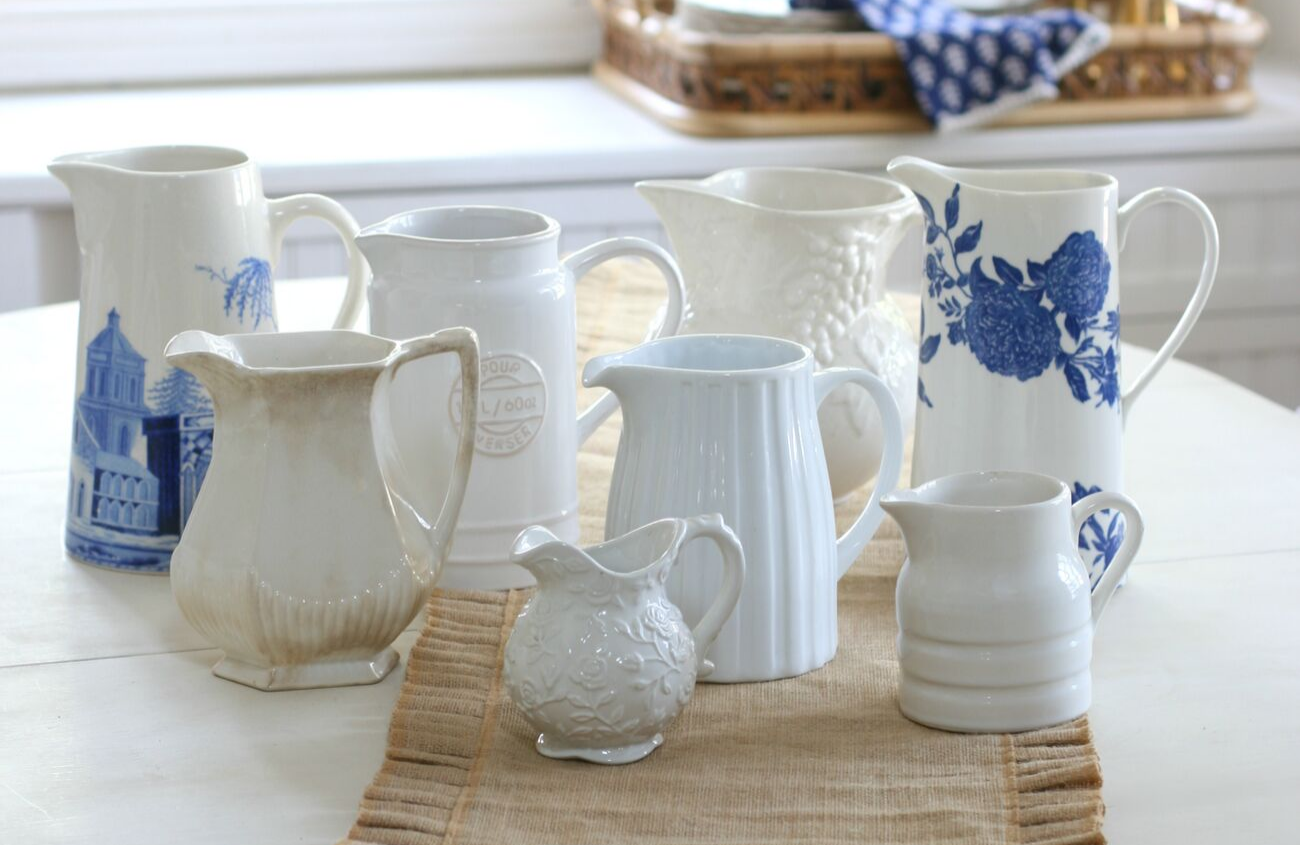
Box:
342, 261, 1105, 845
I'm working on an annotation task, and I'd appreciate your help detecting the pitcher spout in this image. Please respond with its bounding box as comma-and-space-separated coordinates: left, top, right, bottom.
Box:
635, 178, 710, 208
879, 490, 929, 539
635, 179, 720, 241
47, 157, 104, 196
164, 330, 246, 394
886, 157, 960, 210
509, 525, 575, 583
581, 350, 633, 394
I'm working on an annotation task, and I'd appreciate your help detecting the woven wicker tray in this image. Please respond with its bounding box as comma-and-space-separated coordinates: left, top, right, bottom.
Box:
594, 0, 1268, 136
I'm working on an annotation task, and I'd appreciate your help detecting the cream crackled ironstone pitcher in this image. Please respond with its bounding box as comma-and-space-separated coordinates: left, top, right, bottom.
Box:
503, 514, 745, 764
637, 167, 920, 502
588, 334, 904, 683
51, 145, 368, 573
887, 157, 1217, 583
163, 327, 478, 690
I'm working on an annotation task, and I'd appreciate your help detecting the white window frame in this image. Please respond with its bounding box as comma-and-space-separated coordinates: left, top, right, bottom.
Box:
0, 0, 603, 90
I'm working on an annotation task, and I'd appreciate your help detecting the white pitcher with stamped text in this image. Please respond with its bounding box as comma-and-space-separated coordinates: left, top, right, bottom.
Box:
359, 206, 685, 589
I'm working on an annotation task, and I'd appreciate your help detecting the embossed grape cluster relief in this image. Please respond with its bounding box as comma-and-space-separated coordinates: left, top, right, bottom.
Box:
787, 225, 885, 367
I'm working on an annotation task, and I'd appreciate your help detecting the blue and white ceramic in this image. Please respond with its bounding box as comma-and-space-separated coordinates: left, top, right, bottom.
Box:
888, 157, 1218, 582
51, 145, 368, 573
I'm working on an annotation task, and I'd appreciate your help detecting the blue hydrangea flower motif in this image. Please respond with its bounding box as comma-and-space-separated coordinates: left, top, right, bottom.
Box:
1039, 231, 1111, 320
963, 259, 1059, 381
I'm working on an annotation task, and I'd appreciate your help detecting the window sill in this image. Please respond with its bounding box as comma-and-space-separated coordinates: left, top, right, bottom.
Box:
4, 67, 1300, 207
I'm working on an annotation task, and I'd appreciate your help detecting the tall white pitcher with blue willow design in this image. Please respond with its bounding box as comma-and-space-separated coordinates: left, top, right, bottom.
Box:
887, 157, 1218, 583
51, 145, 369, 573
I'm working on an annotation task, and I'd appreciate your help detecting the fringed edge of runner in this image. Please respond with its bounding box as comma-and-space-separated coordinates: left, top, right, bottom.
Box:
341, 589, 523, 845
1005, 717, 1106, 845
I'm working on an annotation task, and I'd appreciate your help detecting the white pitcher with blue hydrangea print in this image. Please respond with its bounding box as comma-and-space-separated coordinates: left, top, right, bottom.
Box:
51, 146, 368, 573
888, 157, 1218, 582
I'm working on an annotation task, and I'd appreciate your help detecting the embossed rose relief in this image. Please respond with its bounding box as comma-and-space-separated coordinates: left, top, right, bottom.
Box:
503, 590, 696, 748
915, 185, 1120, 410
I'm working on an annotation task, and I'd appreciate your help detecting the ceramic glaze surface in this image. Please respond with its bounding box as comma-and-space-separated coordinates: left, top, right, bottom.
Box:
165, 328, 478, 690
888, 157, 1217, 581
52, 145, 368, 573
637, 167, 919, 501
883, 471, 1144, 733
589, 334, 904, 682
360, 206, 684, 590
503, 515, 744, 764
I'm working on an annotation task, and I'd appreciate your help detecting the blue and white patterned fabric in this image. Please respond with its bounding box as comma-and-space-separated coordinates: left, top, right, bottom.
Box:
798, 0, 1110, 131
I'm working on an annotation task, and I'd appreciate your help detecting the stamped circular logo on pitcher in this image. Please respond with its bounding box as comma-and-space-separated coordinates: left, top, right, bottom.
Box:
450, 352, 548, 457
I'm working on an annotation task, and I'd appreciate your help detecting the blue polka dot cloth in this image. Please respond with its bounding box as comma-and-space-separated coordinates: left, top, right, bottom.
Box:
796, 0, 1110, 131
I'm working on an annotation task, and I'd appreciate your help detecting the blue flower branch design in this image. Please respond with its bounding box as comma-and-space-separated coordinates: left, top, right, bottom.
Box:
197, 257, 276, 329
915, 185, 1121, 409
1072, 482, 1126, 582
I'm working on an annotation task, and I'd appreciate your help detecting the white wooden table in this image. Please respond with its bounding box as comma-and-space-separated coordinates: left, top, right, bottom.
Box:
2, 279, 1299, 844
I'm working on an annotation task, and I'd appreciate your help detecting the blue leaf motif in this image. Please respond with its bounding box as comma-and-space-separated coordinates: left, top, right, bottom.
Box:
1027, 259, 1049, 286
992, 256, 1023, 288
968, 257, 998, 298
1064, 314, 1083, 342
917, 378, 933, 409
919, 334, 941, 364
1104, 309, 1121, 339
947, 320, 966, 345
198, 257, 276, 329
954, 222, 982, 255
926, 224, 941, 245
1063, 363, 1090, 402
917, 193, 937, 226
945, 184, 960, 230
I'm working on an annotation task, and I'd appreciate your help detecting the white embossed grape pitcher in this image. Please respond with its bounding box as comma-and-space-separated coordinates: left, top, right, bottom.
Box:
638, 168, 920, 502
359, 206, 684, 591
888, 157, 1217, 582
588, 334, 904, 683
51, 145, 368, 572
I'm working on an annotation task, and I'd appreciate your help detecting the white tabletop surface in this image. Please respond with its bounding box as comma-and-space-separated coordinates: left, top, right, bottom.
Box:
1, 279, 1299, 844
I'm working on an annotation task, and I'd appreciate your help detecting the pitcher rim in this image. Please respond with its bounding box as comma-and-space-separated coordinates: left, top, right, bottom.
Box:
512, 517, 686, 581
586, 334, 812, 382
888, 156, 1118, 197
885, 470, 1071, 513
165, 329, 402, 374
357, 205, 560, 250
637, 167, 916, 218
50, 145, 251, 177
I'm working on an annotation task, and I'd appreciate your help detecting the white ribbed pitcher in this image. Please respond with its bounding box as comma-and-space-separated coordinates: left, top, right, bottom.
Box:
587, 335, 904, 682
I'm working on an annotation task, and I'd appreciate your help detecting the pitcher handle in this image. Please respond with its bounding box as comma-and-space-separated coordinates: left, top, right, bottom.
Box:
1117, 188, 1218, 418
1072, 490, 1144, 629
375, 328, 480, 557
566, 237, 685, 445
813, 368, 904, 580
676, 514, 745, 679
267, 194, 369, 330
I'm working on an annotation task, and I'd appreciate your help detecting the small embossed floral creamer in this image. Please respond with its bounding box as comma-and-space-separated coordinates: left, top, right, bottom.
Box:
503, 515, 744, 765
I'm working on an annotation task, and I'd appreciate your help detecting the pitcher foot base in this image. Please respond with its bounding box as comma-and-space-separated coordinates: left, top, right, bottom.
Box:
535, 732, 663, 765
212, 649, 400, 691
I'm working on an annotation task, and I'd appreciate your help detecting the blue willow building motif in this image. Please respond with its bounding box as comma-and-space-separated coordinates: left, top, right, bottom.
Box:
915, 184, 1120, 409
66, 309, 215, 571
1072, 481, 1126, 583
197, 257, 275, 329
